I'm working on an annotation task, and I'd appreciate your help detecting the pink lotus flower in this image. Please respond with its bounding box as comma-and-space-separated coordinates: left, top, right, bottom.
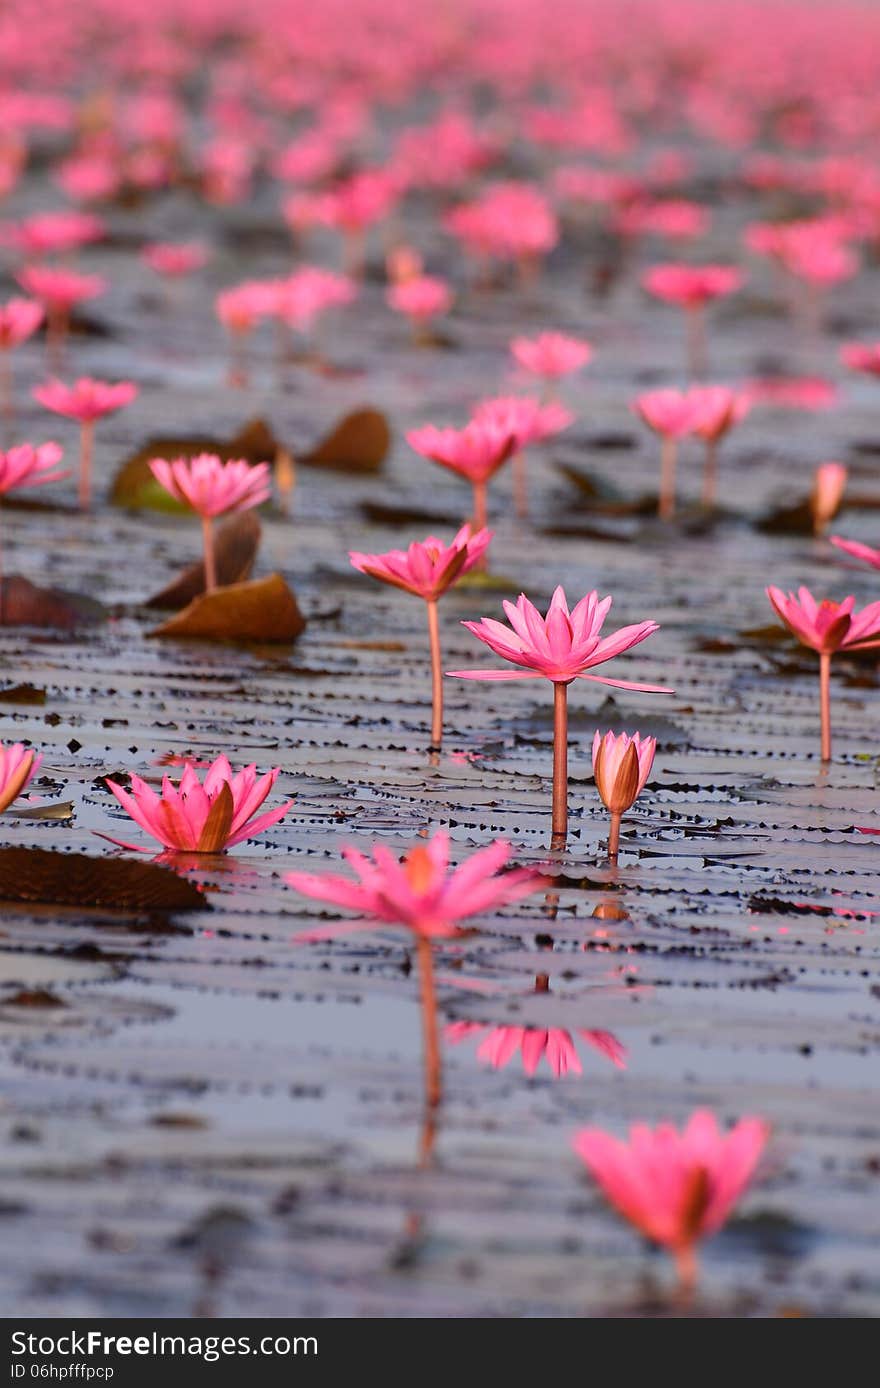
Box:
16, 266, 106, 372
142, 242, 209, 278
349, 524, 492, 747
149, 454, 271, 592
2, 211, 104, 258
287, 832, 545, 942
767, 585, 880, 760
573, 1110, 769, 1294
632, 389, 700, 518
215, 283, 273, 386
0, 442, 66, 497
0, 742, 42, 813
449, 587, 669, 845
287, 832, 547, 1109
103, 756, 293, 853
0, 298, 44, 423
33, 377, 137, 424
446, 1021, 627, 1076
54, 154, 120, 203
592, 730, 657, 861
642, 264, 743, 376
841, 342, 880, 377
407, 420, 517, 531
33, 378, 137, 511
0, 298, 43, 351
745, 377, 837, 411
0, 441, 67, 601
810, 461, 847, 537
474, 394, 574, 517
510, 331, 592, 387
830, 536, 880, 570
387, 275, 453, 339
687, 385, 751, 508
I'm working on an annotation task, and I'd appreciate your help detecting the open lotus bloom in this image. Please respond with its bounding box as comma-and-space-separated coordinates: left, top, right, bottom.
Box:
450, 587, 669, 846
349, 524, 491, 602
450, 586, 667, 689
473, 394, 574, 447
510, 331, 592, 380
0, 442, 66, 495
32, 377, 138, 422
446, 1021, 626, 1076
289, 831, 545, 1112
841, 341, 880, 377
766, 585, 880, 656
573, 1110, 769, 1293
767, 584, 880, 760
102, 756, 293, 852
287, 831, 547, 941
830, 535, 880, 570
149, 454, 271, 518
350, 524, 492, 746
0, 297, 44, 349
809, 461, 847, 535
641, 263, 744, 307
0, 742, 42, 813
687, 384, 750, 441
387, 274, 453, 323
407, 419, 517, 529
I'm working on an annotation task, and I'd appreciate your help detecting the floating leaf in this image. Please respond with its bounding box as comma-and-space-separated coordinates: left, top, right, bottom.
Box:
0, 577, 105, 629
757, 499, 814, 534
0, 847, 208, 913
0, 684, 46, 705
6, 800, 75, 821
146, 513, 261, 610
149, 573, 306, 644
302, 407, 390, 473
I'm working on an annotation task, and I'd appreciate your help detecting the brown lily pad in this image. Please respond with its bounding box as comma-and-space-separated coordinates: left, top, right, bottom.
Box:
0, 684, 46, 705
0, 847, 208, 913
0, 577, 106, 629
556, 462, 656, 515
146, 513, 261, 610
757, 498, 814, 534
302, 407, 390, 473
149, 573, 306, 644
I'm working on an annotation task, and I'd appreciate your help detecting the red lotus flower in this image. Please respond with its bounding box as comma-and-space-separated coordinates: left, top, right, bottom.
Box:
573, 1110, 769, 1295
349, 524, 492, 746
449, 587, 669, 845
33, 378, 137, 511
149, 454, 271, 591
407, 420, 517, 530
767, 585, 880, 760
0, 742, 42, 813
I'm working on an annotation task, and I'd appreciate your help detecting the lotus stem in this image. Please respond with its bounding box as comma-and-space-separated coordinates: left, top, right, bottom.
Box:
551, 680, 569, 849
417, 934, 442, 1110
513, 450, 528, 518
659, 437, 677, 520
674, 1244, 698, 1303
702, 439, 718, 510
427, 598, 443, 749
819, 650, 832, 762
202, 515, 217, 592
78, 419, 94, 511
687, 304, 706, 379
472, 479, 488, 532
608, 809, 622, 863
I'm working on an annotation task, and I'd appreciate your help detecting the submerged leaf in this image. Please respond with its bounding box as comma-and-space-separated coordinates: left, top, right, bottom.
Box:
0, 847, 208, 913
0, 577, 106, 629
149, 573, 307, 644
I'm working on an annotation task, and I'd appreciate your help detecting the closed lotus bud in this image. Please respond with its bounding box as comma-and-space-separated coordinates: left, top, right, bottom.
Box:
591, 730, 656, 815
810, 461, 847, 536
